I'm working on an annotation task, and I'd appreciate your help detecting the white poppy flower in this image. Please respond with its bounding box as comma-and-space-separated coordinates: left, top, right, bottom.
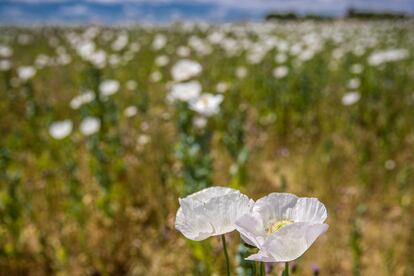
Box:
193, 116, 207, 129
70, 90, 95, 109
150, 71, 162, 82
273, 66, 289, 79
80, 116, 100, 136
152, 34, 167, 50
175, 187, 254, 241
275, 53, 288, 63
168, 80, 201, 103
99, 80, 120, 97
155, 55, 169, 67
49, 120, 73, 140
124, 106, 138, 117
0, 45, 12, 58
177, 46, 191, 57
236, 193, 328, 263
189, 93, 224, 117
0, 60, 11, 71
137, 134, 150, 145
17, 66, 36, 81
216, 82, 229, 93
342, 92, 360, 106
350, 64, 363, 74
236, 66, 247, 79
126, 80, 138, 90
171, 59, 202, 82
368, 48, 409, 66
347, 78, 361, 90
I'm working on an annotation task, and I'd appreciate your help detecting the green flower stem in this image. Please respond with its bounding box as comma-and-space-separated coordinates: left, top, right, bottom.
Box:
284, 262, 289, 276
221, 235, 230, 276
260, 262, 265, 276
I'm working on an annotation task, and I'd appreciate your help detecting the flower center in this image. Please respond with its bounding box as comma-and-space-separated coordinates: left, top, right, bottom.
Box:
266, 219, 294, 235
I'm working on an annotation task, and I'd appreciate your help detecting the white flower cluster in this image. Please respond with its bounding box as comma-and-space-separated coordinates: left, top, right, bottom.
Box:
176, 187, 328, 263
168, 59, 224, 118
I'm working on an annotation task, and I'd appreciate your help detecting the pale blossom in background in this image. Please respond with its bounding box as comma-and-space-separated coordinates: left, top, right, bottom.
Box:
193, 116, 207, 129
152, 34, 167, 50
0, 60, 11, 71
273, 66, 289, 79
0, 45, 13, 58
171, 59, 202, 82
168, 80, 202, 102
70, 90, 95, 109
189, 93, 224, 117
368, 48, 409, 66
17, 66, 36, 81
99, 80, 120, 98
80, 116, 100, 136
49, 120, 73, 140
350, 64, 363, 74
124, 106, 138, 117
137, 134, 150, 145
155, 55, 169, 67
347, 78, 361, 90
236, 66, 247, 79
150, 71, 162, 82
126, 80, 138, 90
216, 82, 229, 93
342, 92, 361, 106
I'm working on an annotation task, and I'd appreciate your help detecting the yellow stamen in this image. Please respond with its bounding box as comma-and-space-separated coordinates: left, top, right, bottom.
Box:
266, 219, 294, 235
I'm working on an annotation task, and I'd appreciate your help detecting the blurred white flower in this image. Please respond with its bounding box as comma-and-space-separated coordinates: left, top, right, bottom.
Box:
385, 160, 396, 170
216, 82, 229, 93
18, 34, 32, 45
49, 120, 73, 140
80, 116, 100, 136
126, 80, 138, 90
35, 54, 50, 68
177, 46, 191, 57
193, 116, 207, 129
350, 64, 363, 74
368, 49, 409, 66
111, 34, 128, 51
0, 45, 12, 58
0, 60, 11, 71
168, 80, 201, 102
236, 66, 247, 79
137, 134, 150, 145
99, 80, 120, 98
150, 71, 162, 82
342, 92, 360, 106
171, 59, 202, 82
189, 93, 224, 117
152, 34, 167, 50
70, 90, 95, 109
109, 54, 121, 66
89, 50, 107, 68
175, 187, 254, 241
275, 53, 288, 63
124, 106, 138, 117
236, 193, 328, 263
17, 66, 36, 81
273, 66, 289, 79
347, 78, 361, 89
77, 41, 95, 60
129, 42, 140, 52
155, 55, 169, 67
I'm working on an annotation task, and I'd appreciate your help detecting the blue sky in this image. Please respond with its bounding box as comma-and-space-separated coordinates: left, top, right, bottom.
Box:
1, 0, 413, 24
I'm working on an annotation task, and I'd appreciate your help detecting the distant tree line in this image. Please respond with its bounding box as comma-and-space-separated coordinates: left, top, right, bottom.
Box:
265, 9, 410, 21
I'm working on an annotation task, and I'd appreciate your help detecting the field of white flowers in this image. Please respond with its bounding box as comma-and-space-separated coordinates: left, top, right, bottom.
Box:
0, 20, 413, 275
